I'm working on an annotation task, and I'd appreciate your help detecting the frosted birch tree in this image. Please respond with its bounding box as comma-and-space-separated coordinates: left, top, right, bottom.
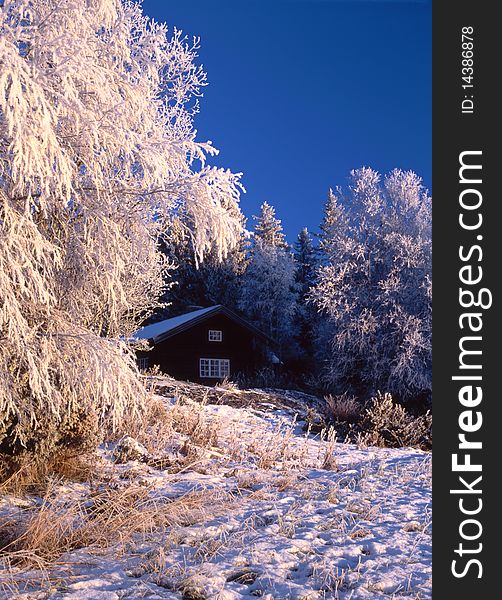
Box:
0, 0, 243, 460
310, 168, 432, 401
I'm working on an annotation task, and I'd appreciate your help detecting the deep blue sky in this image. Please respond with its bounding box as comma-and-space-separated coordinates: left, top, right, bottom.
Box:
143, 0, 431, 242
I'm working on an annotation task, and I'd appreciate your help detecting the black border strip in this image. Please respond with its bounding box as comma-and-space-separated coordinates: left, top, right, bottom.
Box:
433, 0, 498, 595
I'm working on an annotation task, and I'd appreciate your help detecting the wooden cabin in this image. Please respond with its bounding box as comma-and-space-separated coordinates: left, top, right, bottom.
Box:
134, 305, 279, 383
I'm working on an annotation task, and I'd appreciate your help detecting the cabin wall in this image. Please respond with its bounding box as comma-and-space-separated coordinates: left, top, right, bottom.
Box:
143, 314, 269, 383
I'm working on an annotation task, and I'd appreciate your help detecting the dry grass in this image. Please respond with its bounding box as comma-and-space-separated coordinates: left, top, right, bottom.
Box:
216, 378, 240, 393
0, 481, 150, 567
319, 427, 339, 471
0, 481, 236, 577
247, 419, 310, 471
276, 505, 301, 539
0, 451, 100, 497
324, 393, 362, 424
311, 559, 350, 597
169, 397, 219, 450
0, 381, 431, 598
116, 392, 174, 455
274, 473, 299, 492
111, 391, 226, 477
1, 391, 224, 497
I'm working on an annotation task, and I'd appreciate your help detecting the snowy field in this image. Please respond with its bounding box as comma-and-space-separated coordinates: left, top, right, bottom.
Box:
0, 385, 431, 599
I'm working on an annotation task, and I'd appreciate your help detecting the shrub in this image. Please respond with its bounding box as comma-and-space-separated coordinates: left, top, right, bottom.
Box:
360, 392, 432, 450
324, 393, 362, 424
320, 390, 431, 450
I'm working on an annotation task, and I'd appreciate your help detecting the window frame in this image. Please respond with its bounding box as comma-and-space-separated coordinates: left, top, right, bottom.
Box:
138, 357, 150, 370
199, 358, 230, 378
208, 329, 223, 342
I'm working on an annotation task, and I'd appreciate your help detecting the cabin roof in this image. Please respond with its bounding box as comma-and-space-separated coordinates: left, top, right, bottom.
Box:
134, 305, 275, 345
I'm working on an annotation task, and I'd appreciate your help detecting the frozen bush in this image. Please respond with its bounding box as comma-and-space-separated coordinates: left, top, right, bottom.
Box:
360, 392, 432, 449
324, 393, 362, 424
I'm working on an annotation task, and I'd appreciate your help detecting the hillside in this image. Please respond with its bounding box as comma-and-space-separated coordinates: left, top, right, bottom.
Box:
0, 378, 431, 599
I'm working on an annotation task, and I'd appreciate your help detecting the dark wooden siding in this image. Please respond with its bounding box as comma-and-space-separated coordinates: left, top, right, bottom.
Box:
142, 314, 269, 382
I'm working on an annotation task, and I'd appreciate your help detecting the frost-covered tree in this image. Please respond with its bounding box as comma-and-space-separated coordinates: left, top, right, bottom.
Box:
240, 204, 297, 356
292, 228, 318, 365
200, 233, 248, 310
154, 216, 205, 317
253, 201, 289, 250
310, 168, 432, 401
317, 188, 347, 263
240, 239, 297, 352
0, 0, 243, 460
294, 228, 317, 297
157, 205, 248, 318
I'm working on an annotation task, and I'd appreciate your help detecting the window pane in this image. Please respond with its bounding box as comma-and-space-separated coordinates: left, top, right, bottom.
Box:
200, 358, 211, 377
199, 358, 230, 378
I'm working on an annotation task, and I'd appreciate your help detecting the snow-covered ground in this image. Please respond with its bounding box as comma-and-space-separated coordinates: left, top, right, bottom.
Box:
0, 386, 431, 599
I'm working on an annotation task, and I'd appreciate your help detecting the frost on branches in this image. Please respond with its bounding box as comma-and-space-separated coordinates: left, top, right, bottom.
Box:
252, 201, 289, 251
292, 228, 318, 365
240, 203, 298, 356
0, 0, 243, 460
310, 168, 432, 401
157, 201, 248, 318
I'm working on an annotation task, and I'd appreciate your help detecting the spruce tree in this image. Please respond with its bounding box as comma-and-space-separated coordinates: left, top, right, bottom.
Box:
253, 202, 289, 250
317, 188, 347, 262
240, 202, 298, 359
294, 228, 317, 297
292, 228, 318, 368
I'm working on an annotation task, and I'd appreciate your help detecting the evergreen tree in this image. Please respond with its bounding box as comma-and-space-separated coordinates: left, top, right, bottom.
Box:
201, 200, 249, 309
240, 239, 297, 351
156, 216, 206, 317
292, 228, 318, 368
253, 201, 289, 250
240, 203, 298, 358
317, 188, 347, 262
156, 206, 248, 319
294, 228, 317, 297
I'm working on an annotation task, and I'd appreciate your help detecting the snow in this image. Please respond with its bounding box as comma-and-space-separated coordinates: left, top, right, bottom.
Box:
0, 386, 431, 599
268, 351, 282, 365
134, 306, 222, 342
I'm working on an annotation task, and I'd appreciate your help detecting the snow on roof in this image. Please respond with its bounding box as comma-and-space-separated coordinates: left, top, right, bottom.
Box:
134, 306, 221, 341
269, 352, 282, 365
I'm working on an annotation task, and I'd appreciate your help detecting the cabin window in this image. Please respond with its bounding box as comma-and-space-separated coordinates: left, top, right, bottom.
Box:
138, 357, 149, 370
208, 329, 223, 342
199, 358, 230, 378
